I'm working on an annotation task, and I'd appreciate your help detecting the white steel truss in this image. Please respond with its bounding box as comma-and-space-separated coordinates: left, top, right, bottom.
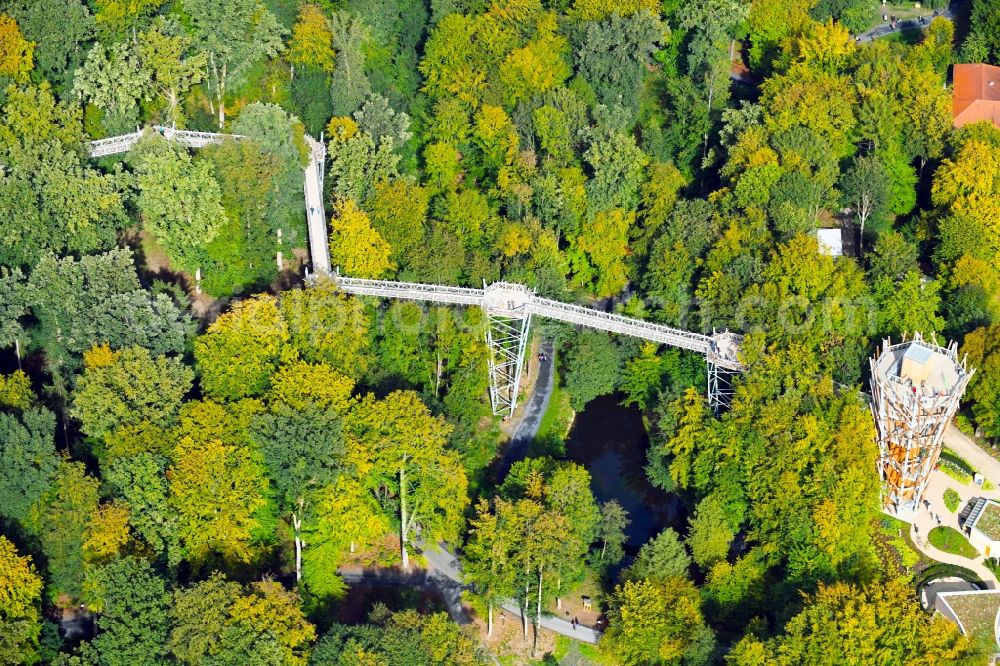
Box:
331, 275, 744, 415
486, 313, 532, 415
707, 362, 737, 414
87, 126, 244, 157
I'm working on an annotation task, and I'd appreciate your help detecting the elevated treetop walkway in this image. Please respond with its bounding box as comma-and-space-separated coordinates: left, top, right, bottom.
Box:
332, 277, 742, 414
87, 126, 244, 157
87, 126, 742, 415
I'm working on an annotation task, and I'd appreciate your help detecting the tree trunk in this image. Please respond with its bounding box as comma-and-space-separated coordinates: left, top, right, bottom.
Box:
533, 567, 543, 656
522, 577, 530, 640
292, 500, 303, 583
487, 603, 494, 638
217, 62, 227, 130
399, 465, 409, 569
435, 353, 443, 397
600, 539, 607, 561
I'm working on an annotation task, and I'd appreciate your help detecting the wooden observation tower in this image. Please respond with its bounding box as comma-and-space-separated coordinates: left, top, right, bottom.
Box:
869, 334, 975, 520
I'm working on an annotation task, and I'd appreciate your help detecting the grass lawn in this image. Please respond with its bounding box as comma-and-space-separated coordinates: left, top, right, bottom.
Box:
552, 634, 609, 665
929, 526, 980, 559
879, 27, 926, 45
530, 381, 575, 458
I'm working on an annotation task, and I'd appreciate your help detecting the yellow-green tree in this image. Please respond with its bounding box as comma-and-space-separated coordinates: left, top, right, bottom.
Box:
728, 578, 969, 665
571, 208, 633, 297
289, 4, 334, 74
82, 502, 131, 566
194, 295, 290, 401
602, 577, 714, 665
302, 477, 389, 597
168, 436, 268, 564
570, 0, 660, 20
0, 15, 34, 83
0, 536, 43, 665
224, 581, 315, 666
329, 198, 395, 279
279, 280, 374, 379
348, 391, 467, 569
498, 13, 569, 105
71, 344, 193, 442
267, 361, 355, 413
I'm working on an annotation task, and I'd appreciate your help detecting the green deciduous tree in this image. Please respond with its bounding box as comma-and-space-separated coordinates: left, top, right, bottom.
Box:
84, 557, 170, 665
0, 85, 128, 266
251, 403, 344, 582
326, 130, 400, 204
106, 452, 180, 565
561, 330, 622, 409
72, 41, 151, 134
0, 536, 43, 665
840, 154, 888, 255
129, 136, 227, 271
26, 459, 99, 599
0, 407, 58, 522
349, 391, 467, 568
7, 0, 94, 85
72, 345, 193, 442
181, 0, 286, 128
595, 500, 630, 566
138, 20, 207, 126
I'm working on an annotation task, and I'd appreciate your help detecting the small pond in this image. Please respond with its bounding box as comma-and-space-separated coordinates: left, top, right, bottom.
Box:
563, 393, 686, 555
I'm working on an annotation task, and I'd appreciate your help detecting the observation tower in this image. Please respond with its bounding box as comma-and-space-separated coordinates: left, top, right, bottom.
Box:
870, 334, 974, 520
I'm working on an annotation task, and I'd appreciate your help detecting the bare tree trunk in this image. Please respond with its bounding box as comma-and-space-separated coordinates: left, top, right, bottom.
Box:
292, 499, 303, 583
217, 62, 227, 129
487, 603, 494, 638
533, 567, 543, 656
522, 576, 530, 640
435, 353, 443, 397
399, 465, 409, 569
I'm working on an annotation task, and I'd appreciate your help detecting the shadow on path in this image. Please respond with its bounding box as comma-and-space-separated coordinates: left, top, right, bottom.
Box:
496, 339, 555, 481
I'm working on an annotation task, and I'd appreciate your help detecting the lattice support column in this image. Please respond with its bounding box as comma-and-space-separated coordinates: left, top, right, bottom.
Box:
707, 362, 736, 414
486, 312, 531, 416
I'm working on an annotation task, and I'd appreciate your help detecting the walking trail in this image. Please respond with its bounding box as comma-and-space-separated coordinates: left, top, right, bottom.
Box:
496, 340, 555, 480
855, 5, 955, 43
908, 426, 1000, 587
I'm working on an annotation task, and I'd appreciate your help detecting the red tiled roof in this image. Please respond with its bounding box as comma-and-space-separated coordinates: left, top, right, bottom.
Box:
953, 63, 1000, 128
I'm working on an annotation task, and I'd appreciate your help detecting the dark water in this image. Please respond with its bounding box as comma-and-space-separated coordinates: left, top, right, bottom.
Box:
564, 394, 685, 554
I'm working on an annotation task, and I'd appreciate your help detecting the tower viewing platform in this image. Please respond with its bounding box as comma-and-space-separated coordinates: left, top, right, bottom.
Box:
870, 334, 975, 520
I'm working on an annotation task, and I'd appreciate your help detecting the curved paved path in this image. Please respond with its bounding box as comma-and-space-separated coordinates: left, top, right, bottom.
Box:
497, 340, 555, 480
907, 425, 1000, 587
420, 541, 601, 644
855, 5, 955, 43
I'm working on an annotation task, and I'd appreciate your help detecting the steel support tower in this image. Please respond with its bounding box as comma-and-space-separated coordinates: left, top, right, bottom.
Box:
331, 276, 744, 416
869, 334, 974, 520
